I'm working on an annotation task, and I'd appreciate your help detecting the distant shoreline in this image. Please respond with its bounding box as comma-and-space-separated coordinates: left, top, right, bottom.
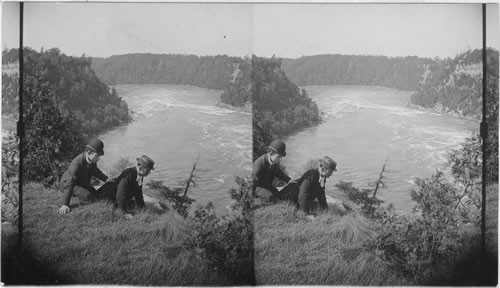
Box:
215, 99, 252, 114
407, 103, 481, 122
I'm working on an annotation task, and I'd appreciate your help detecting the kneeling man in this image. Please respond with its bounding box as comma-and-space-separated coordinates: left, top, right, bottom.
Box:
253, 139, 294, 203
282, 156, 337, 216
101, 155, 155, 217
58, 139, 112, 215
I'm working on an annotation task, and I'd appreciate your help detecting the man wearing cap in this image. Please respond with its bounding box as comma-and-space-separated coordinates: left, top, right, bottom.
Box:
100, 155, 155, 217
283, 156, 337, 217
57, 139, 113, 215
253, 139, 294, 203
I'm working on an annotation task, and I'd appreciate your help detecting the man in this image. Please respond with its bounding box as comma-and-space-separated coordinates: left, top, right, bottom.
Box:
281, 156, 337, 218
99, 155, 155, 218
253, 139, 294, 202
57, 139, 113, 215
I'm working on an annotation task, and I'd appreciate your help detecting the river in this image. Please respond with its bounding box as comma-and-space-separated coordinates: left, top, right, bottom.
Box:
282, 86, 479, 212
98, 85, 252, 214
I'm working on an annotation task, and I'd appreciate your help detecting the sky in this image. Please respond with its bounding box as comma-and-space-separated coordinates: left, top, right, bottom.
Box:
1, 2, 499, 59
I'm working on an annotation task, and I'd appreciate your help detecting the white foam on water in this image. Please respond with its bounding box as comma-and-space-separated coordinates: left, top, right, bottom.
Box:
214, 175, 226, 183
323, 99, 361, 118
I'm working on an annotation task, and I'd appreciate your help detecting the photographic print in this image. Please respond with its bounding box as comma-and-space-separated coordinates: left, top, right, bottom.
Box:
2, 2, 254, 285
250, 3, 499, 286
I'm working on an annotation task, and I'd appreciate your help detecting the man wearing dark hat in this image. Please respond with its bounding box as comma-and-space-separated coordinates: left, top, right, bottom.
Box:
57, 139, 113, 215
281, 156, 337, 217
99, 155, 155, 218
253, 139, 294, 203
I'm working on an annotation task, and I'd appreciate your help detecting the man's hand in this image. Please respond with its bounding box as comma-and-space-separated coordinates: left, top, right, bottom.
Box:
288, 178, 299, 184
124, 213, 134, 220
57, 205, 71, 215
106, 177, 115, 183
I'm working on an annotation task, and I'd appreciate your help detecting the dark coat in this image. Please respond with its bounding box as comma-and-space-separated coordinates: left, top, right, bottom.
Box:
253, 154, 291, 192
279, 169, 328, 214
98, 167, 145, 212
59, 152, 108, 206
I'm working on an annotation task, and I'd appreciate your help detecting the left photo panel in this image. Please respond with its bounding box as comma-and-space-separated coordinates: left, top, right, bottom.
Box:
1, 2, 254, 285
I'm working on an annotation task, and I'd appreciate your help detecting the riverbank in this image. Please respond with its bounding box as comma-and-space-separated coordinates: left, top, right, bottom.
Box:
215, 99, 251, 114
2, 182, 231, 285
407, 102, 481, 122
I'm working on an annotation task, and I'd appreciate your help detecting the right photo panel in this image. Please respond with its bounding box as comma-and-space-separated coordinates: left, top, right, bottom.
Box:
251, 3, 499, 285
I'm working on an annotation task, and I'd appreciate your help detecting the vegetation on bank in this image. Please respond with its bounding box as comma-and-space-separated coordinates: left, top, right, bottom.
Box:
2, 182, 222, 285
251, 56, 321, 159
1, 70, 18, 115
219, 57, 252, 108
91, 53, 242, 90
2, 48, 131, 135
2, 48, 132, 185
1, 132, 19, 225
2, 164, 254, 285
255, 132, 497, 285
281, 54, 433, 91
410, 48, 495, 119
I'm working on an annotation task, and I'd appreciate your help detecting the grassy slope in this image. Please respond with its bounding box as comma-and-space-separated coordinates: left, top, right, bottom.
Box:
254, 201, 408, 285
254, 184, 499, 286
3, 182, 230, 285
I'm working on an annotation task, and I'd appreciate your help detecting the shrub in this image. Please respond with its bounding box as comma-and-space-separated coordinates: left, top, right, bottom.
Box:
146, 181, 195, 218
369, 172, 464, 280
23, 72, 84, 185
2, 132, 19, 224
186, 176, 254, 284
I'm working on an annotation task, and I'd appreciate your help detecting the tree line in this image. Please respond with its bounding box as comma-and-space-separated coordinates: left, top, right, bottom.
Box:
91, 53, 242, 90
281, 54, 433, 91
410, 49, 488, 118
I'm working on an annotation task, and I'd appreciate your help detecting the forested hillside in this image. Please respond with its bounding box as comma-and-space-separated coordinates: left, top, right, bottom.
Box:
2, 48, 132, 184
251, 56, 321, 159
410, 49, 492, 119
3, 48, 131, 135
220, 58, 252, 107
281, 54, 433, 91
1, 63, 19, 116
91, 54, 242, 89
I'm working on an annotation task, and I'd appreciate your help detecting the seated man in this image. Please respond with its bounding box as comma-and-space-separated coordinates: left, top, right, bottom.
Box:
280, 156, 337, 217
99, 155, 155, 218
253, 139, 294, 203
58, 139, 112, 215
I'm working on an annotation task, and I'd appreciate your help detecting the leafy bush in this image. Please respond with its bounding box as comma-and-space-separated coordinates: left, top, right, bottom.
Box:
2, 132, 19, 224
186, 176, 254, 284
146, 180, 195, 218
23, 71, 84, 185
336, 181, 384, 217
369, 172, 464, 279
337, 133, 483, 281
